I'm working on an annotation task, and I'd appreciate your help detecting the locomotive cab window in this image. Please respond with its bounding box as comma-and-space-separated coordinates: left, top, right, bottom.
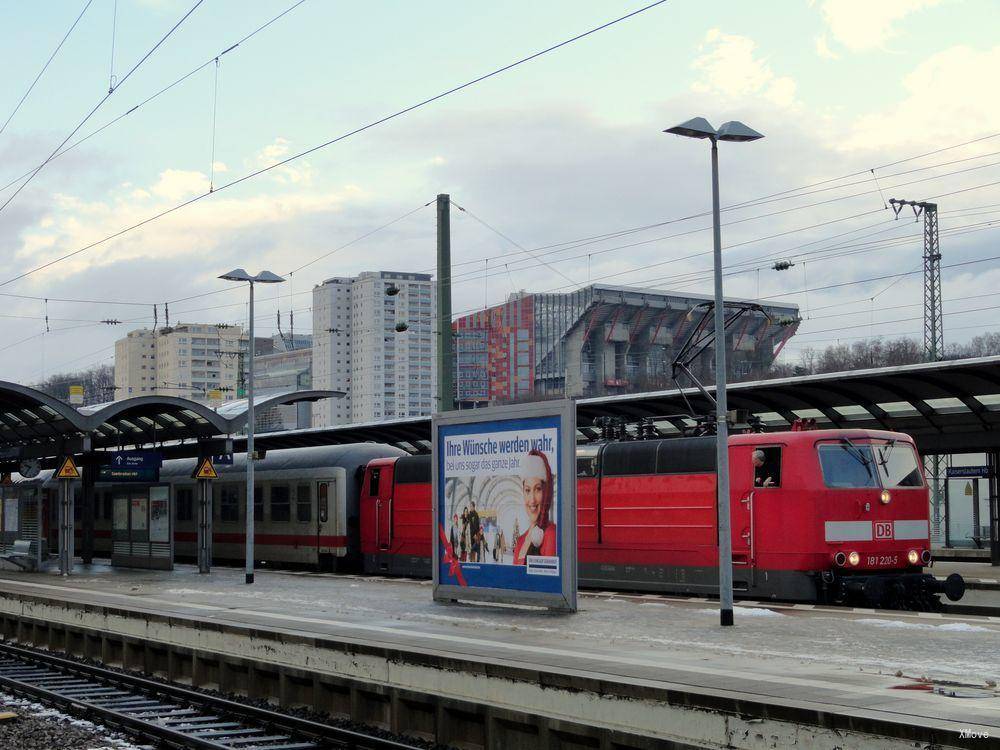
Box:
818, 443, 879, 488
577, 446, 600, 478
752, 447, 781, 488
369, 468, 381, 496
875, 441, 923, 487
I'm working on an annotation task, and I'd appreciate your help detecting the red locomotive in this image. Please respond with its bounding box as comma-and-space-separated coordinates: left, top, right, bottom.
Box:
360, 427, 965, 608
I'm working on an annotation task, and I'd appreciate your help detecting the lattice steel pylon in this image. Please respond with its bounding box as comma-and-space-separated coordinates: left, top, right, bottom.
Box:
889, 198, 943, 359
890, 197, 945, 542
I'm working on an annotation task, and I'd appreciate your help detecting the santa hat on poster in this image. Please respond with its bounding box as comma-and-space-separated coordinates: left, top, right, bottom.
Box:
521, 454, 548, 480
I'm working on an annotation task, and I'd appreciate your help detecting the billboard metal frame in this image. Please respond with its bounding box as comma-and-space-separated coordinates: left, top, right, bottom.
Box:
432, 399, 577, 611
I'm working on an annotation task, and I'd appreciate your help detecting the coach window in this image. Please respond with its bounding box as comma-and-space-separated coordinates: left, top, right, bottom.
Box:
176, 488, 194, 522
254, 485, 264, 521
296, 484, 311, 522
271, 485, 291, 522
219, 485, 240, 522
752, 447, 781, 488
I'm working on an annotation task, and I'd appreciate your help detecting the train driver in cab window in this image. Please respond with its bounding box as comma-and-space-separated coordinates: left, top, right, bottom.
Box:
752, 448, 781, 488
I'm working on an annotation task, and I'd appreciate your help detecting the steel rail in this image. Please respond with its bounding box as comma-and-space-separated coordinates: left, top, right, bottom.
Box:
0, 642, 420, 750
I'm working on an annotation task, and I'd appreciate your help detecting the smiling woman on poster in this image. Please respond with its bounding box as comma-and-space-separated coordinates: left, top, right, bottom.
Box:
513, 449, 558, 564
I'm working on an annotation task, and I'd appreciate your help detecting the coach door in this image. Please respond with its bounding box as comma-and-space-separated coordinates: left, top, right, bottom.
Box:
370, 467, 393, 551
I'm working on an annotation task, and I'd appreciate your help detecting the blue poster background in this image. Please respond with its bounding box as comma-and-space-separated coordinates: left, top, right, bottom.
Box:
437, 414, 562, 593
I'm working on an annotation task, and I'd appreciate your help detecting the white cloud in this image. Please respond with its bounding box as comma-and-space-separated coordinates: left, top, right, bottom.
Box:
844, 44, 1000, 151
257, 137, 291, 165
212, 161, 229, 174
254, 137, 312, 185
691, 29, 798, 108
814, 35, 839, 60
817, 0, 943, 52
150, 169, 209, 201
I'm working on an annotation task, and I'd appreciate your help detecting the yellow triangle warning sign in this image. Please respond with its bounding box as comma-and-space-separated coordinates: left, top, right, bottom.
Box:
192, 457, 218, 480
55, 456, 80, 479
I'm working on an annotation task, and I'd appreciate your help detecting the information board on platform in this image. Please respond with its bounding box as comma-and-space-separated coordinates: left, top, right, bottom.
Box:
432, 400, 577, 611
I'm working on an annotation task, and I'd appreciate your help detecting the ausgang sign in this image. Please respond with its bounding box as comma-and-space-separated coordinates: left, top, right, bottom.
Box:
98, 450, 162, 482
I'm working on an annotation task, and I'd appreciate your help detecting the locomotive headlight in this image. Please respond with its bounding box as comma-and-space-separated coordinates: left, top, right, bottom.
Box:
921, 549, 932, 565
880, 490, 891, 505
847, 551, 860, 567
834, 551, 847, 567
907, 550, 920, 565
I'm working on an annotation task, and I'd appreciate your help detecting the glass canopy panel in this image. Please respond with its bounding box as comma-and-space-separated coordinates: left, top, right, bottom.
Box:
878, 401, 920, 417
833, 405, 872, 420
756, 411, 788, 426
792, 408, 830, 421
974, 394, 1000, 410
923, 397, 969, 414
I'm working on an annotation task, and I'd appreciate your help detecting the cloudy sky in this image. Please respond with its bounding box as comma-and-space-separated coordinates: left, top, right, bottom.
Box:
0, 0, 998, 384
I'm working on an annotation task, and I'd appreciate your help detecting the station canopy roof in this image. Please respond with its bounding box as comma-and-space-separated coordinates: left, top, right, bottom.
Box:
241, 356, 1000, 456
3, 358, 1000, 462
0, 386, 343, 462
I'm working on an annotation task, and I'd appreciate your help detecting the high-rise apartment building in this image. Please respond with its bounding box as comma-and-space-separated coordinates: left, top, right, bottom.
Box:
114, 323, 246, 402
312, 271, 436, 426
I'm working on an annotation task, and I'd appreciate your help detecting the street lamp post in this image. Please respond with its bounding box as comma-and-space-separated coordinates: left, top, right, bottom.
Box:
219, 268, 285, 584
664, 118, 763, 627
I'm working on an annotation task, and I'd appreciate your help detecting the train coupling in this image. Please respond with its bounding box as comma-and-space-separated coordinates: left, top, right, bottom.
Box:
836, 572, 965, 609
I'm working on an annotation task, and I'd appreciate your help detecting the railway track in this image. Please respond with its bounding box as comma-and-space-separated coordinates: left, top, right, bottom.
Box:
0, 642, 421, 750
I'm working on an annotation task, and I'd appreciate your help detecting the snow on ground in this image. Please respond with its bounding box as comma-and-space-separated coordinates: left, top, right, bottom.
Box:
0, 690, 144, 750
855, 618, 993, 633
19, 564, 1000, 688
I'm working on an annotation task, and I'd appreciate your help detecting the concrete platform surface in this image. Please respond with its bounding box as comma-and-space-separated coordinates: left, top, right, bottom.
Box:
1, 564, 998, 747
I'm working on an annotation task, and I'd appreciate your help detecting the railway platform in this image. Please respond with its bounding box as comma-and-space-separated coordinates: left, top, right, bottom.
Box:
0, 564, 998, 749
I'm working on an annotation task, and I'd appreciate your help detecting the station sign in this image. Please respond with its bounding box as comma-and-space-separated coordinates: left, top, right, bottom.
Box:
946, 466, 991, 478
432, 399, 577, 612
98, 450, 162, 482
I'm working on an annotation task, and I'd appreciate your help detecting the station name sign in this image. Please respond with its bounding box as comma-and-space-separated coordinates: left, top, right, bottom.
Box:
945, 466, 992, 479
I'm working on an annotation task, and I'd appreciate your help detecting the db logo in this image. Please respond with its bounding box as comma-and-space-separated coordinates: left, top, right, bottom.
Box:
874, 521, 893, 540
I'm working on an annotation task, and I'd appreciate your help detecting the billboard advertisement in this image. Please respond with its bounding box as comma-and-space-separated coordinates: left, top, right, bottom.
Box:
433, 399, 576, 611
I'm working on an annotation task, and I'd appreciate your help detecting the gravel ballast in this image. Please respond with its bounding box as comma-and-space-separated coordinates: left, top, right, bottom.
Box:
0, 691, 145, 750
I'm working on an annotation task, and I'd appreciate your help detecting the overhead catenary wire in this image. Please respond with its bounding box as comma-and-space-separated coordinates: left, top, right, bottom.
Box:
0, 0, 206, 216
108, 0, 118, 93
0, 0, 671, 289
445, 174, 1000, 308
450, 200, 579, 287
0, 0, 310, 197
0, 0, 95, 138
437, 155, 1000, 282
